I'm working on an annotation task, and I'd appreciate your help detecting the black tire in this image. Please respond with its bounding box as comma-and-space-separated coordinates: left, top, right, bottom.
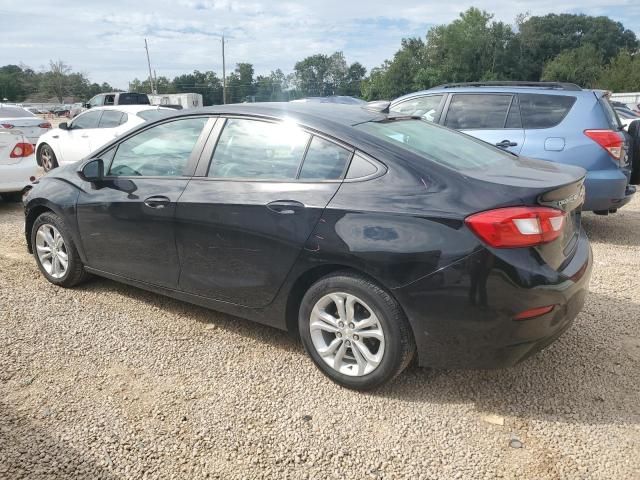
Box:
38, 143, 58, 172
298, 272, 416, 390
31, 211, 89, 288
628, 120, 640, 185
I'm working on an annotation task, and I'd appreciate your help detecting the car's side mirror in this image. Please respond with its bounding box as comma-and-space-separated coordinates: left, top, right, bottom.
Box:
85, 103, 91, 109
78, 158, 104, 183
58, 122, 68, 130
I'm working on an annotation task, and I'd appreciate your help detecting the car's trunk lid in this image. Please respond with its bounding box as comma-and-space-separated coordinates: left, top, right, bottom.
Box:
464, 155, 586, 270
0, 130, 26, 165
0, 118, 44, 144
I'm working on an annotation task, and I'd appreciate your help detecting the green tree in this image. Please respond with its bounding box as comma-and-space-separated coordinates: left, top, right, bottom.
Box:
518, 13, 638, 80
597, 51, 640, 91
43, 60, 72, 102
361, 38, 426, 99
542, 44, 604, 88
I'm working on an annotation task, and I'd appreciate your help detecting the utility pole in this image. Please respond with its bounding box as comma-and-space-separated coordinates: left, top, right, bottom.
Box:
222, 34, 226, 104
144, 38, 156, 94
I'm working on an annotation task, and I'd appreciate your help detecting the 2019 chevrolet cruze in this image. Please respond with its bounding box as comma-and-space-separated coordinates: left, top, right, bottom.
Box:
23, 103, 592, 390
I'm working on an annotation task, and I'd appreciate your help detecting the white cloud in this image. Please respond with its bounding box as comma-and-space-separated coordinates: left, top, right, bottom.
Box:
0, 0, 638, 88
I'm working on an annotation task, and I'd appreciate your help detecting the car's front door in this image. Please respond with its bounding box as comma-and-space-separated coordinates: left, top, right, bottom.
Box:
442, 93, 525, 155
176, 117, 353, 307
76, 116, 212, 288
59, 110, 103, 162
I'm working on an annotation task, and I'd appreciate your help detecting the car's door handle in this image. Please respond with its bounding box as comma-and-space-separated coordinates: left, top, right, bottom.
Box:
81, 134, 89, 138
266, 200, 305, 215
144, 195, 171, 209
52, 135, 59, 139
496, 139, 518, 148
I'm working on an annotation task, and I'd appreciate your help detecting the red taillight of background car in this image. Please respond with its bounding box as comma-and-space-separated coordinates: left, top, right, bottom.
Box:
38, 122, 52, 129
9, 143, 35, 158
1, 123, 14, 129
465, 206, 566, 248
584, 129, 624, 160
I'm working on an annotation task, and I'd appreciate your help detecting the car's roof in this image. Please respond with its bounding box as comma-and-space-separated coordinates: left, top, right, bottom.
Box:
393, 85, 597, 104
196, 102, 386, 128
80, 105, 170, 114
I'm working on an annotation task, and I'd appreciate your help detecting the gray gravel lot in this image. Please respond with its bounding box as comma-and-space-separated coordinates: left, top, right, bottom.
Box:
1, 196, 639, 479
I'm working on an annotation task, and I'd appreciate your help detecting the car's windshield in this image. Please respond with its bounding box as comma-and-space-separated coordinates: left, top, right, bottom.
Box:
137, 109, 173, 122
355, 119, 517, 171
0, 107, 35, 118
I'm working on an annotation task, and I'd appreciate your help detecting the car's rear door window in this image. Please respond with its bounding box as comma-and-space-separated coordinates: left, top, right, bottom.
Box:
208, 119, 310, 180
444, 94, 513, 129
298, 136, 352, 180
518, 94, 576, 129
108, 117, 208, 176
98, 110, 124, 128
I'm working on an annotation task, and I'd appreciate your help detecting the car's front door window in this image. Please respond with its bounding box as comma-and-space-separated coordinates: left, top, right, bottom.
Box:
70, 111, 102, 129
108, 117, 208, 177
392, 95, 444, 122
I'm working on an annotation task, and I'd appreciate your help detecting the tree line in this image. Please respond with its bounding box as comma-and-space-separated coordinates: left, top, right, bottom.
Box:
2, 8, 639, 106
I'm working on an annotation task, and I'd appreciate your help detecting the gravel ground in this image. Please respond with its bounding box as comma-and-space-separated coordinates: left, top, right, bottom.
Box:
0, 196, 639, 479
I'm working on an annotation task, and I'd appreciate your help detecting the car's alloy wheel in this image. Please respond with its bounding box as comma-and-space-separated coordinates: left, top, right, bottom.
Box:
35, 224, 68, 279
40, 145, 57, 172
31, 212, 89, 287
299, 272, 415, 390
310, 292, 385, 376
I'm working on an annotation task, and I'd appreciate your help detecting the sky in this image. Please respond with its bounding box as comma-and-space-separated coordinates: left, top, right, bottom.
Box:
1, 0, 639, 89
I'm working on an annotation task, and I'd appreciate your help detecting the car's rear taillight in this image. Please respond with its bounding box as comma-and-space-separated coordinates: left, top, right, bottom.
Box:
584, 129, 624, 160
465, 207, 566, 248
1, 123, 14, 129
9, 143, 35, 158
38, 122, 52, 129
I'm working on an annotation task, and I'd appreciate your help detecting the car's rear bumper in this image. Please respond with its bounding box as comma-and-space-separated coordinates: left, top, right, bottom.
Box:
0, 156, 41, 193
392, 230, 592, 369
583, 168, 634, 211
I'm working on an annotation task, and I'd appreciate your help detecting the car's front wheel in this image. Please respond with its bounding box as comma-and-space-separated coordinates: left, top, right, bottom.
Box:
38, 144, 58, 172
299, 272, 415, 390
31, 212, 89, 287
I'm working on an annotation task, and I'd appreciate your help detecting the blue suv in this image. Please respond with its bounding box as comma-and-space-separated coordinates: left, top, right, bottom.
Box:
391, 82, 637, 213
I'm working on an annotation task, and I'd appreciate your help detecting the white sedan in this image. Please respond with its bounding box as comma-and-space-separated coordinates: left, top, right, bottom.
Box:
0, 130, 40, 200
36, 105, 171, 171
0, 104, 52, 144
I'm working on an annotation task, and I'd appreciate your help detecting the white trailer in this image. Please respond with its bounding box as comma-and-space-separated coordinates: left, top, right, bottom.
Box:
610, 92, 640, 109
148, 93, 204, 109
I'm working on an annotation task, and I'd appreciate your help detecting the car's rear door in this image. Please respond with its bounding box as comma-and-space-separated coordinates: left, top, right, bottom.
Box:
442, 93, 525, 154
89, 109, 128, 152
76, 115, 212, 288
175, 117, 353, 307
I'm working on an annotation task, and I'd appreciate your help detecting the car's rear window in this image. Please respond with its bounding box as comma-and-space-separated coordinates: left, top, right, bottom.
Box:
599, 96, 623, 130
355, 120, 517, 171
518, 94, 576, 129
0, 107, 35, 118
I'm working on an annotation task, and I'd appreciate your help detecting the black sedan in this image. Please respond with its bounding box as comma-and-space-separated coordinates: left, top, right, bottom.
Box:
23, 103, 592, 390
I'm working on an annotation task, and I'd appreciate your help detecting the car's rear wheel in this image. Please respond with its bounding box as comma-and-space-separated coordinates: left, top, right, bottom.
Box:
299, 272, 415, 390
38, 144, 58, 172
31, 212, 89, 287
